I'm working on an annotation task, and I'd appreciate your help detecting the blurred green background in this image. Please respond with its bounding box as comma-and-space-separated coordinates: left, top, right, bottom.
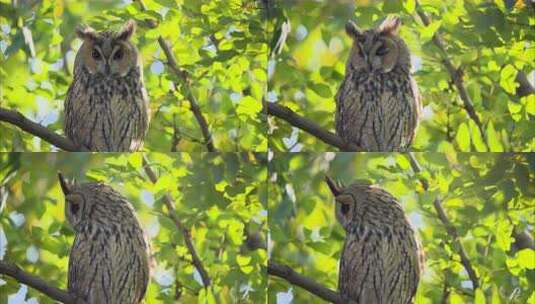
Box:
267, 0, 534, 152
0, 152, 267, 303
0, 0, 267, 151
268, 152, 534, 303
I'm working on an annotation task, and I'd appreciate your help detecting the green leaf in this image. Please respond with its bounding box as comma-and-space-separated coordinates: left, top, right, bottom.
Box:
475, 289, 486, 304
198, 288, 216, 304
127, 154, 142, 169
500, 65, 518, 94
491, 285, 501, 304
487, 122, 503, 152
528, 291, 535, 304
517, 249, 535, 269
236, 96, 262, 121
523, 95, 535, 115
508, 100, 523, 122
309, 83, 332, 98
496, 219, 513, 252
236, 255, 253, 274
420, 21, 442, 41
226, 220, 244, 245
403, 0, 415, 13
455, 122, 470, 151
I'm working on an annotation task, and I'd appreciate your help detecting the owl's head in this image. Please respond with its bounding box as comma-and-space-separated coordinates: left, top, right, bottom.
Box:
325, 176, 401, 232
75, 20, 140, 78
344, 16, 410, 74
58, 173, 134, 231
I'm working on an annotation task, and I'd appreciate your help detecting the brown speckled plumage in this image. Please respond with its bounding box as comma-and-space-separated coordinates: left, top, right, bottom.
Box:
326, 177, 423, 304
59, 174, 150, 304
336, 16, 421, 151
64, 20, 149, 151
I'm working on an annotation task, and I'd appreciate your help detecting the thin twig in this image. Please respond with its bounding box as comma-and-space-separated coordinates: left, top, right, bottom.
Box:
415, 1, 489, 150
142, 156, 211, 287
0, 261, 82, 304
407, 152, 480, 289
267, 102, 359, 151
157, 38, 216, 152
268, 261, 356, 304
0, 107, 84, 151
134, 0, 216, 152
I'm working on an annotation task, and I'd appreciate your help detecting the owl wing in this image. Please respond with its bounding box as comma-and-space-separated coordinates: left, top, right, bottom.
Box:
406, 77, 422, 145
123, 87, 150, 151
68, 231, 114, 304
379, 78, 421, 151
380, 227, 422, 304
131, 230, 151, 303
335, 76, 366, 147
339, 229, 421, 304
339, 234, 384, 303
64, 79, 94, 150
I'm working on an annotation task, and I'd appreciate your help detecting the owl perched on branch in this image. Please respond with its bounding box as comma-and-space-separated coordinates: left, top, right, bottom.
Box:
335, 16, 421, 151
58, 173, 150, 304
64, 20, 149, 151
325, 176, 423, 303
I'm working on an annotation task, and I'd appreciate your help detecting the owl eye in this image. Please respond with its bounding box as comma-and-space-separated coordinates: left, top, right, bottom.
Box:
341, 203, 350, 215
91, 49, 101, 60
113, 49, 123, 60
70, 201, 80, 215
376, 46, 389, 56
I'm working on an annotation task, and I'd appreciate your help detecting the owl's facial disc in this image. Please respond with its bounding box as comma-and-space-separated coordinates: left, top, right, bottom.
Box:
64, 193, 85, 229
335, 193, 355, 229
335, 194, 353, 214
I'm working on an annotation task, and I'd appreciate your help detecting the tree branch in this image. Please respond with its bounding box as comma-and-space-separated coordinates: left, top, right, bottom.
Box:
268, 261, 356, 304
134, 0, 216, 152
515, 71, 535, 98
142, 156, 211, 288
157, 38, 217, 152
0, 107, 84, 151
0, 261, 81, 304
415, 1, 489, 150
267, 102, 359, 151
407, 153, 480, 290
513, 226, 535, 251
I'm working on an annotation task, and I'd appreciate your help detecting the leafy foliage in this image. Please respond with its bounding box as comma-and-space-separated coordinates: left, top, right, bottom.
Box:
267, 0, 534, 152
269, 152, 534, 303
0, 152, 267, 303
0, 0, 267, 151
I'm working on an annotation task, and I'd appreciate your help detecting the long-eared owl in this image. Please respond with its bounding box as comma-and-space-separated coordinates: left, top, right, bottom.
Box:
335, 16, 421, 151
64, 20, 149, 151
325, 176, 423, 303
58, 173, 150, 304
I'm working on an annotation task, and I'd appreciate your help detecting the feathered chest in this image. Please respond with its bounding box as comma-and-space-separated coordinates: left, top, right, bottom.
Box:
348, 70, 413, 100
79, 69, 145, 107
335, 68, 420, 151
64, 68, 149, 151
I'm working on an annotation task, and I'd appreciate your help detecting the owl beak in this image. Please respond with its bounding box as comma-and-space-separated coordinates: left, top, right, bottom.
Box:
105, 63, 111, 75
325, 176, 341, 196
58, 172, 71, 195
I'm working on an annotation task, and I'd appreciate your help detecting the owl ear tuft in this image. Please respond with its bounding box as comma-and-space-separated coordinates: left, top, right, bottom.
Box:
378, 15, 401, 36
345, 20, 362, 39
58, 172, 72, 195
325, 176, 343, 196
76, 25, 97, 41
116, 20, 136, 41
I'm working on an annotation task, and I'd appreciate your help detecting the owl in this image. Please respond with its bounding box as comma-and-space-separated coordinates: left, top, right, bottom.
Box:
325, 176, 423, 304
58, 173, 150, 304
64, 20, 150, 151
335, 16, 421, 151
